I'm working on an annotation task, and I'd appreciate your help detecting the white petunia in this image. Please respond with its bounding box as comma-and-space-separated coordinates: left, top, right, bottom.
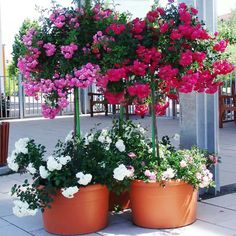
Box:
180, 160, 187, 168
14, 138, 30, 154
113, 164, 130, 181
76, 172, 92, 186
65, 130, 73, 143
47, 156, 62, 172
115, 139, 126, 152
61, 186, 79, 198
8, 161, 19, 172
98, 135, 106, 143
39, 166, 50, 179
13, 200, 38, 217
106, 136, 112, 144
101, 129, 108, 136
59, 156, 71, 165
87, 134, 94, 143
26, 163, 36, 174
161, 168, 175, 180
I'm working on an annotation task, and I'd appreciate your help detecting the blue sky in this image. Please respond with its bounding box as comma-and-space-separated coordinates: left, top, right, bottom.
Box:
0, 0, 236, 61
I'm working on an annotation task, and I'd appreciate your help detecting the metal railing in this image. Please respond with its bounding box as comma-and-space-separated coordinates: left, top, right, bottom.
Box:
0, 74, 180, 120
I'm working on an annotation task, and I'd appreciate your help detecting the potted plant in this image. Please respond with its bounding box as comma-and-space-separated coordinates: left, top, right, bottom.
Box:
100, 0, 233, 228
8, 128, 121, 235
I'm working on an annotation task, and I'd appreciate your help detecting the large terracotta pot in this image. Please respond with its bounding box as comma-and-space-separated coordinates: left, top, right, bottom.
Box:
109, 190, 130, 211
130, 180, 197, 229
43, 184, 109, 235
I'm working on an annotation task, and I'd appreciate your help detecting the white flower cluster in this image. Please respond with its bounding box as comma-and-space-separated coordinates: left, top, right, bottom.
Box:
46, 155, 71, 172
161, 168, 175, 180
76, 172, 92, 186
39, 166, 50, 179
196, 165, 213, 188
26, 163, 36, 174
113, 164, 131, 181
61, 186, 79, 198
13, 200, 38, 217
115, 139, 126, 152
7, 138, 30, 172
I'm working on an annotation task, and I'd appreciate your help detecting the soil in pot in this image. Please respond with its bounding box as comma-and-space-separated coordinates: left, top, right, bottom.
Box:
43, 184, 109, 235
130, 180, 197, 229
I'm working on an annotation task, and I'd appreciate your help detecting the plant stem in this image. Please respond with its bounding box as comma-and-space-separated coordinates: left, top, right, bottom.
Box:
119, 105, 125, 134
150, 78, 160, 163
74, 87, 81, 139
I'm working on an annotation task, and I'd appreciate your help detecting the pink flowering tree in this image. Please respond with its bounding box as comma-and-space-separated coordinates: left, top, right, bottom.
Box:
100, 1, 234, 160
17, 1, 138, 138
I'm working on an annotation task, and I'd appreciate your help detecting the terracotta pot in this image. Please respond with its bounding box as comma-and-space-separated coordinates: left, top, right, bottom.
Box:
43, 184, 109, 235
130, 180, 197, 228
109, 190, 131, 211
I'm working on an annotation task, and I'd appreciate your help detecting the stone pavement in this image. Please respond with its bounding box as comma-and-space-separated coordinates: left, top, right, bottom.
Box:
0, 173, 236, 236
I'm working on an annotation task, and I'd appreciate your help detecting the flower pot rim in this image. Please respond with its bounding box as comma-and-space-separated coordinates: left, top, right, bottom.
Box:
131, 179, 192, 187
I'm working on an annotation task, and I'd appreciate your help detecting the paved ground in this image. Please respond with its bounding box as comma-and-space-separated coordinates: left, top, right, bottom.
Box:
0, 173, 236, 236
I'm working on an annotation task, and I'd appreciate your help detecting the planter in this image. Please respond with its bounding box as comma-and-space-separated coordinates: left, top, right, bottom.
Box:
43, 184, 109, 235
130, 180, 197, 229
109, 190, 130, 211
0, 122, 10, 166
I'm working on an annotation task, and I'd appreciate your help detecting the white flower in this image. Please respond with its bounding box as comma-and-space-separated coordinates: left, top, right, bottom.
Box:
26, 163, 36, 174
139, 127, 145, 134
115, 139, 126, 152
13, 200, 38, 217
39, 166, 50, 179
106, 136, 112, 144
98, 135, 106, 143
59, 156, 71, 165
76, 172, 92, 186
65, 130, 73, 143
173, 133, 180, 141
14, 138, 30, 154
61, 186, 79, 198
47, 156, 62, 172
113, 164, 130, 181
8, 161, 19, 172
162, 168, 175, 180
180, 160, 187, 168
87, 134, 94, 143
195, 172, 202, 180
101, 129, 108, 136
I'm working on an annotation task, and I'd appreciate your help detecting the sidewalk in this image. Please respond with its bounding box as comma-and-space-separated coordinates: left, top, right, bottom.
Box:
0, 173, 236, 236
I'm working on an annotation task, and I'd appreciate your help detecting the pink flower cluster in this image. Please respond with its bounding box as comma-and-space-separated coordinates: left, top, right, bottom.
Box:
135, 104, 149, 117
22, 28, 36, 47
61, 43, 78, 59
127, 84, 151, 99
144, 170, 156, 182
106, 23, 126, 35
43, 43, 56, 56
93, 4, 113, 20
49, 9, 66, 28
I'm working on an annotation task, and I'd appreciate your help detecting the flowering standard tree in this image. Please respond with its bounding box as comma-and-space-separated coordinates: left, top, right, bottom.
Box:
98, 0, 234, 229
9, 1, 140, 235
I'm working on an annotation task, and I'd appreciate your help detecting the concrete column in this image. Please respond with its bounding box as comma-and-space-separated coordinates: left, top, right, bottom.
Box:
179, 0, 220, 193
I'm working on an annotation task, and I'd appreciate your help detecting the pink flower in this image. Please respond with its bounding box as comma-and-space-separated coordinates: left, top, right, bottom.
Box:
43, 43, 56, 56
128, 152, 137, 159
61, 43, 78, 59
146, 10, 159, 23
135, 104, 149, 117
106, 23, 126, 35
106, 68, 127, 82
179, 50, 193, 67
159, 23, 169, 33
155, 102, 169, 116
144, 170, 156, 182
127, 84, 151, 99
130, 18, 146, 35
193, 52, 206, 63
104, 91, 124, 104
130, 60, 147, 76
180, 160, 187, 168
42, 104, 60, 119
213, 39, 229, 53
170, 29, 182, 40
